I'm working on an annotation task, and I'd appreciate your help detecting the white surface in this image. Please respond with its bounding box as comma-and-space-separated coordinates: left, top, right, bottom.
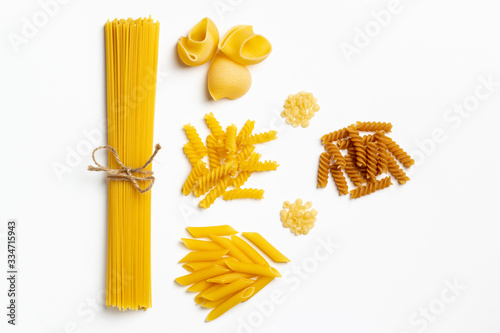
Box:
1, 0, 500, 332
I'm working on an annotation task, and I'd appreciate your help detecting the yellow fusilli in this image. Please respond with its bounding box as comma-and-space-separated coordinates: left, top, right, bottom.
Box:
182, 160, 209, 196
223, 188, 264, 200
204, 112, 225, 141
242, 131, 277, 145
184, 124, 207, 158
199, 176, 232, 209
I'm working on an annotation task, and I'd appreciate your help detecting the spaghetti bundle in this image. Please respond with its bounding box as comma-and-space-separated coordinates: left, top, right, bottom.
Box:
104, 17, 160, 310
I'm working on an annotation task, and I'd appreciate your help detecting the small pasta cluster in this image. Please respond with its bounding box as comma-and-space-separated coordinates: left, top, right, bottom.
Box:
182, 113, 279, 209
177, 18, 272, 100
280, 198, 318, 236
281, 91, 320, 128
318, 121, 415, 199
175, 225, 290, 321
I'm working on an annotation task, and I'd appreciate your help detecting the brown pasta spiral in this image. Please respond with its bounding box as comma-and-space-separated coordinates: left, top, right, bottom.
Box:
387, 155, 410, 184
325, 143, 346, 168
317, 152, 331, 188
381, 133, 415, 168
337, 134, 374, 150
347, 126, 366, 168
321, 127, 351, 145
366, 142, 378, 180
374, 131, 388, 174
350, 176, 392, 199
344, 155, 364, 187
330, 166, 349, 195
355, 121, 392, 133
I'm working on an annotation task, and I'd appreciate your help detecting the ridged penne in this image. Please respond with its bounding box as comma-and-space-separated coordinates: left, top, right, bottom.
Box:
187, 280, 212, 292
230, 235, 269, 266
178, 250, 229, 263
243, 276, 274, 302
210, 235, 253, 263
202, 278, 254, 301
226, 261, 281, 278
186, 225, 238, 238
242, 232, 290, 263
207, 272, 255, 284
206, 287, 255, 321
175, 265, 230, 286
182, 257, 238, 272
181, 238, 225, 251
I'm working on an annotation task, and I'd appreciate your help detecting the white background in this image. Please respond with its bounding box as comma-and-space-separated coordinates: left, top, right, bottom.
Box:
1, 0, 500, 332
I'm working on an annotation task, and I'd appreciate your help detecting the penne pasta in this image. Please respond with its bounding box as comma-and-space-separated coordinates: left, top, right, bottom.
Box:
231, 235, 269, 266
243, 276, 274, 302
195, 284, 225, 305
181, 238, 225, 251
242, 232, 290, 262
178, 250, 229, 263
182, 257, 238, 272
211, 235, 253, 264
207, 272, 255, 284
206, 287, 255, 321
201, 294, 232, 308
175, 265, 229, 286
203, 278, 254, 301
187, 225, 238, 238
187, 280, 212, 293
226, 261, 281, 278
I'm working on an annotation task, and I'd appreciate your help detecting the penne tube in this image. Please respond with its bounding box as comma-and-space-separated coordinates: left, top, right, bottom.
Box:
202, 278, 254, 301
226, 261, 281, 278
231, 235, 269, 266
195, 284, 225, 305
187, 280, 212, 292
242, 232, 290, 262
207, 272, 255, 284
175, 265, 229, 286
211, 235, 253, 263
181, 238, 225, 251
178, 249, 229, 263
243, 276, 274, 302
206, 287, 255, 321
187, 225, 238, 238
201, 294, 232, 308
182, 257, 238, 272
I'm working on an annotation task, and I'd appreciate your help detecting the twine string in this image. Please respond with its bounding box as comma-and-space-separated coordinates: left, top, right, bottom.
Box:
88, 144, 161, 193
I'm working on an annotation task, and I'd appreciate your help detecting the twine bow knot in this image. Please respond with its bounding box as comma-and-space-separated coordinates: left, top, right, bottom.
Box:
88, 144, 161, 193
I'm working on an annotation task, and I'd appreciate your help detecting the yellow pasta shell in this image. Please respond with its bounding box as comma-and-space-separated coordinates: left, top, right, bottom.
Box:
177, 17, 219, 66
207, 52, 252, 101
219, 25, 272, 65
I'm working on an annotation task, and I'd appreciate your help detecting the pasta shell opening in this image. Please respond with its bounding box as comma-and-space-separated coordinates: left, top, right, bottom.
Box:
177, 17, 219, 66
208, 52, 252, 101
219, 25, 272, 66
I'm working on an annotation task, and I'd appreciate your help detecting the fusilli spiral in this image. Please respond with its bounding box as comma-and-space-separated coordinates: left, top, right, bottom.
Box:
337, 134, 374, 150
387, 155, 410, 185
350, 176, 392, 199
206, 134, 221, 170
194, 162, 237, 197
199, 176, 231, 209
317, 152, 331, 188
347, 126, 366, 168
236, 120, 255, 145
325, 143, 346, 169
374, 131, 388, 174
321, 127, 351, 145
381, 133, 415, 168
182, 160, 209, 196
241, 130, 278, 145
344, 154, 364, 187
355, 121, 392, 133
366, 142, 378, 180
183, 124, 207, 158
183, 143, 201, 167
330, 166, 349, 195
223, 188, 264, 200
204, 112, 225, 141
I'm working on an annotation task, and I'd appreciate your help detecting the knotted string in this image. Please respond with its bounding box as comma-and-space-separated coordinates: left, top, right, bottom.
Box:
88, 144, 161, 193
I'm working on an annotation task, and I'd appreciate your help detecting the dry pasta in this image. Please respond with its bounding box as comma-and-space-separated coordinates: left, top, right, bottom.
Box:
178, 250, 229, 263
186, 225, 238, 238
103, 17, 159, 311
177, 17, 219, 66
280, 198, 318, 235
330, 166, 349, 196
318, 122, 413, 199
176, 227, 288, 321
223, 188, 265, 200
242, 232, 290, 262
182, 114, 278, 208
317, 152, 331, 188
226, 261, 281, 278
350, 176, 393, 199
281, 91, 320, 128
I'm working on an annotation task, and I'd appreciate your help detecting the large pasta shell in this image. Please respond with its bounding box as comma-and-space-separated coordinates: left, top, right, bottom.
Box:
208, 52, 252, 101
219, 25, 272, 66
177, 17, 219, 66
